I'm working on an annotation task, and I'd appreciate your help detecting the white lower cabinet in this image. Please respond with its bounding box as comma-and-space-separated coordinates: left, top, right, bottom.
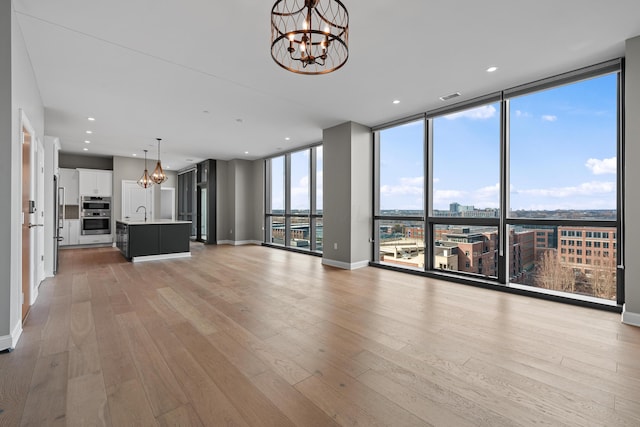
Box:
59, 220, 79, 246
77, 234, 113, 245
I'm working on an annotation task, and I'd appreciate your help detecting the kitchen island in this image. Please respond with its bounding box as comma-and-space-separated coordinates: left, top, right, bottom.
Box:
115, 220, 192, 262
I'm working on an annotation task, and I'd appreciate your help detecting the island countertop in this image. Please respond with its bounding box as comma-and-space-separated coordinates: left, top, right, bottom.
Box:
117, 219, 192, 225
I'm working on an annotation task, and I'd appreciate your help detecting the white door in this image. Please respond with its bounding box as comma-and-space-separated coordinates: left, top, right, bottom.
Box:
35, 137, 45, 290
122, 180, 154, 221
160, 187, 175, 220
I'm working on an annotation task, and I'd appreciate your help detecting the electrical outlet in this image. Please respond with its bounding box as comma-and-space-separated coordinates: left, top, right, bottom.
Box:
333, 243, 338, 250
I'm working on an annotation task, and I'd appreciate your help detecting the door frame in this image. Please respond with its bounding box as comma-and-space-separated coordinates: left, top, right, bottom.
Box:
20, 109, 38, 320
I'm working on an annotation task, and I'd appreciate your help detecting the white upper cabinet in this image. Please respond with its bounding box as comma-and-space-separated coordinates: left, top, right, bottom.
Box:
79, 169, 112, 196
59, 168, 79, 205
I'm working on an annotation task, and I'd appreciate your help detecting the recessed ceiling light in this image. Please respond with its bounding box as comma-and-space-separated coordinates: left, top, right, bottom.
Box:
439, 92, 461, 101
84, 140, 91, 144
85, 130, 92, 134
486, 66, 498, 73
165, 165, 171, 169
393, 100, 400, 104
285, 137, 290, 141
83, 147, 88, 151
244, 151, 249, 154
132, 153, 137, 157
87, 117, 95, 121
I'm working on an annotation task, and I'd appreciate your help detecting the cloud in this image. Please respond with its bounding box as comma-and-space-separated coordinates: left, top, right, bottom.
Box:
541, 115, 557, 122
444, 105, 497, 120
514, 110, 531, 118
585, 157, 616, 175
381, 176, 424, 196
513, 181, 615, 198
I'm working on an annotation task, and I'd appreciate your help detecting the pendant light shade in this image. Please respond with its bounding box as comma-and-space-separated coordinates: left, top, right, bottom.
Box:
137, 149, 154, 188
271, 0, 349, 75
151, 138, 168, 184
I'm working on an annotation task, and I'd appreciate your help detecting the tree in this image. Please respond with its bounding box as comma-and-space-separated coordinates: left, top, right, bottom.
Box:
534, 250, 576, 293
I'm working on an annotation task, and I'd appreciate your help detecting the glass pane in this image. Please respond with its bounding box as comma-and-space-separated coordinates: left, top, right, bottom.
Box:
315, 217, 323, 253
316, 146, 323, 215
270, 156, 285, 214
509, 74, 617, 220
270, 216, 285, 245
509, 225, 616, 301
379, 120, 424, 215
434, 225, 498, 278
200, 188, 207, 241
433, 102, 500, 216
290, 216, 310, 250
378, 219, 425, 270
291, 150, 310, 214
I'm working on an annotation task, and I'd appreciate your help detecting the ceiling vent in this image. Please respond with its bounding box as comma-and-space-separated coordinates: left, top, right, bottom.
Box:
439, 92, 461, 101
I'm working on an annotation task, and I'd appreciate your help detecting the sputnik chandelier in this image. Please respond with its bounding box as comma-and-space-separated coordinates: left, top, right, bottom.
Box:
271, 0, 349, 75
151, 138, 168, 184
137, 150, 153, 189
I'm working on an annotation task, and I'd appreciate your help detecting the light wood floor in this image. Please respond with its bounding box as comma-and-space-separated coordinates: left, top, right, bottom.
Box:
2, 243, 640, 426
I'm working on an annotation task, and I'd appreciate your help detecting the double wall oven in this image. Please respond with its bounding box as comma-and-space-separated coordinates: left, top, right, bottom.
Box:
81, 196, 111, 235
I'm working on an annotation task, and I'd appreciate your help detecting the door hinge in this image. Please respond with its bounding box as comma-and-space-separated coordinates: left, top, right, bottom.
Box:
41, 255, 44, 261
21, 292, 24, 305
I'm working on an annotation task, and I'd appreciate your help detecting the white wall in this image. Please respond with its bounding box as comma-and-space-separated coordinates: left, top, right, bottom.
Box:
0, 2, 45, 351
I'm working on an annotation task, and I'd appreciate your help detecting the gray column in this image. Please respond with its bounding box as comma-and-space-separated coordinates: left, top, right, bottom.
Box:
624, 36, 640, 326
322, 121, 372, 269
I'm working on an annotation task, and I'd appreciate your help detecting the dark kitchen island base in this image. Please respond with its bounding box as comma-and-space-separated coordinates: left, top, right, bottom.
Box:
116, 220, 192, 262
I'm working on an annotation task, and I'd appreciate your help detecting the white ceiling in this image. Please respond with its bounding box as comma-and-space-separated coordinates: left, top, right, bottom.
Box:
13, 0, 640, 170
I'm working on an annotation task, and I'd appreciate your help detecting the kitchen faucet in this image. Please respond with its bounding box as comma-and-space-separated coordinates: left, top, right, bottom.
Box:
136, 205, 147, 222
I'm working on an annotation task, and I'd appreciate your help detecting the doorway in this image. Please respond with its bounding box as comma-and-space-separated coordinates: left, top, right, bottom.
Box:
20, 111, 44, 322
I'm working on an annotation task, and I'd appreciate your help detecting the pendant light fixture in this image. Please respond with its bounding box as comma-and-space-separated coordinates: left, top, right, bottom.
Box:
271, 0, 349, 75
151, 138, 168, 184
137, 149, 154, 188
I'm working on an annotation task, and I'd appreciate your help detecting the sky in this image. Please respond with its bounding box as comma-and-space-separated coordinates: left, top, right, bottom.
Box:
380, 72, 618, 213
270, 146, 322, 212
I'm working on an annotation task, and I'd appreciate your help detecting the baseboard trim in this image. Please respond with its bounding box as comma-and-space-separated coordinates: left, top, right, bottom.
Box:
217, 240, 261, 246
622, 305, 640, 327
132, 252, 191, 263
0, 322, 23, 351
322, 258, 370, 270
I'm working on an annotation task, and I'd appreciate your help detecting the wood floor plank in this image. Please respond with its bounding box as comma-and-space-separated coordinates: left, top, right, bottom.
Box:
19, 351, 68, 427
156, 287, 218, 335
354, 349, 558, 426
106, 379, 158, 427
0, 332, 42, 426
294, 375, 386, 427
146, 323, 250, 427
116, 312, 188, 418
157, 404, 204, 427
172, 321, 295, 427
39, 294, 71, 357
68, 301, 102, 379
66, 372, 110, 427
7, 244, 640, 426
250, 370, 340, 427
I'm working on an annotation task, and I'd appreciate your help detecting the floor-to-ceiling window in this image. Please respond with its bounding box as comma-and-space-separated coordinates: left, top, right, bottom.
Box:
507, 71, 619, 301
373, 60, 622, 305
373, 118, 425, 270
265, 145, 323, 253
